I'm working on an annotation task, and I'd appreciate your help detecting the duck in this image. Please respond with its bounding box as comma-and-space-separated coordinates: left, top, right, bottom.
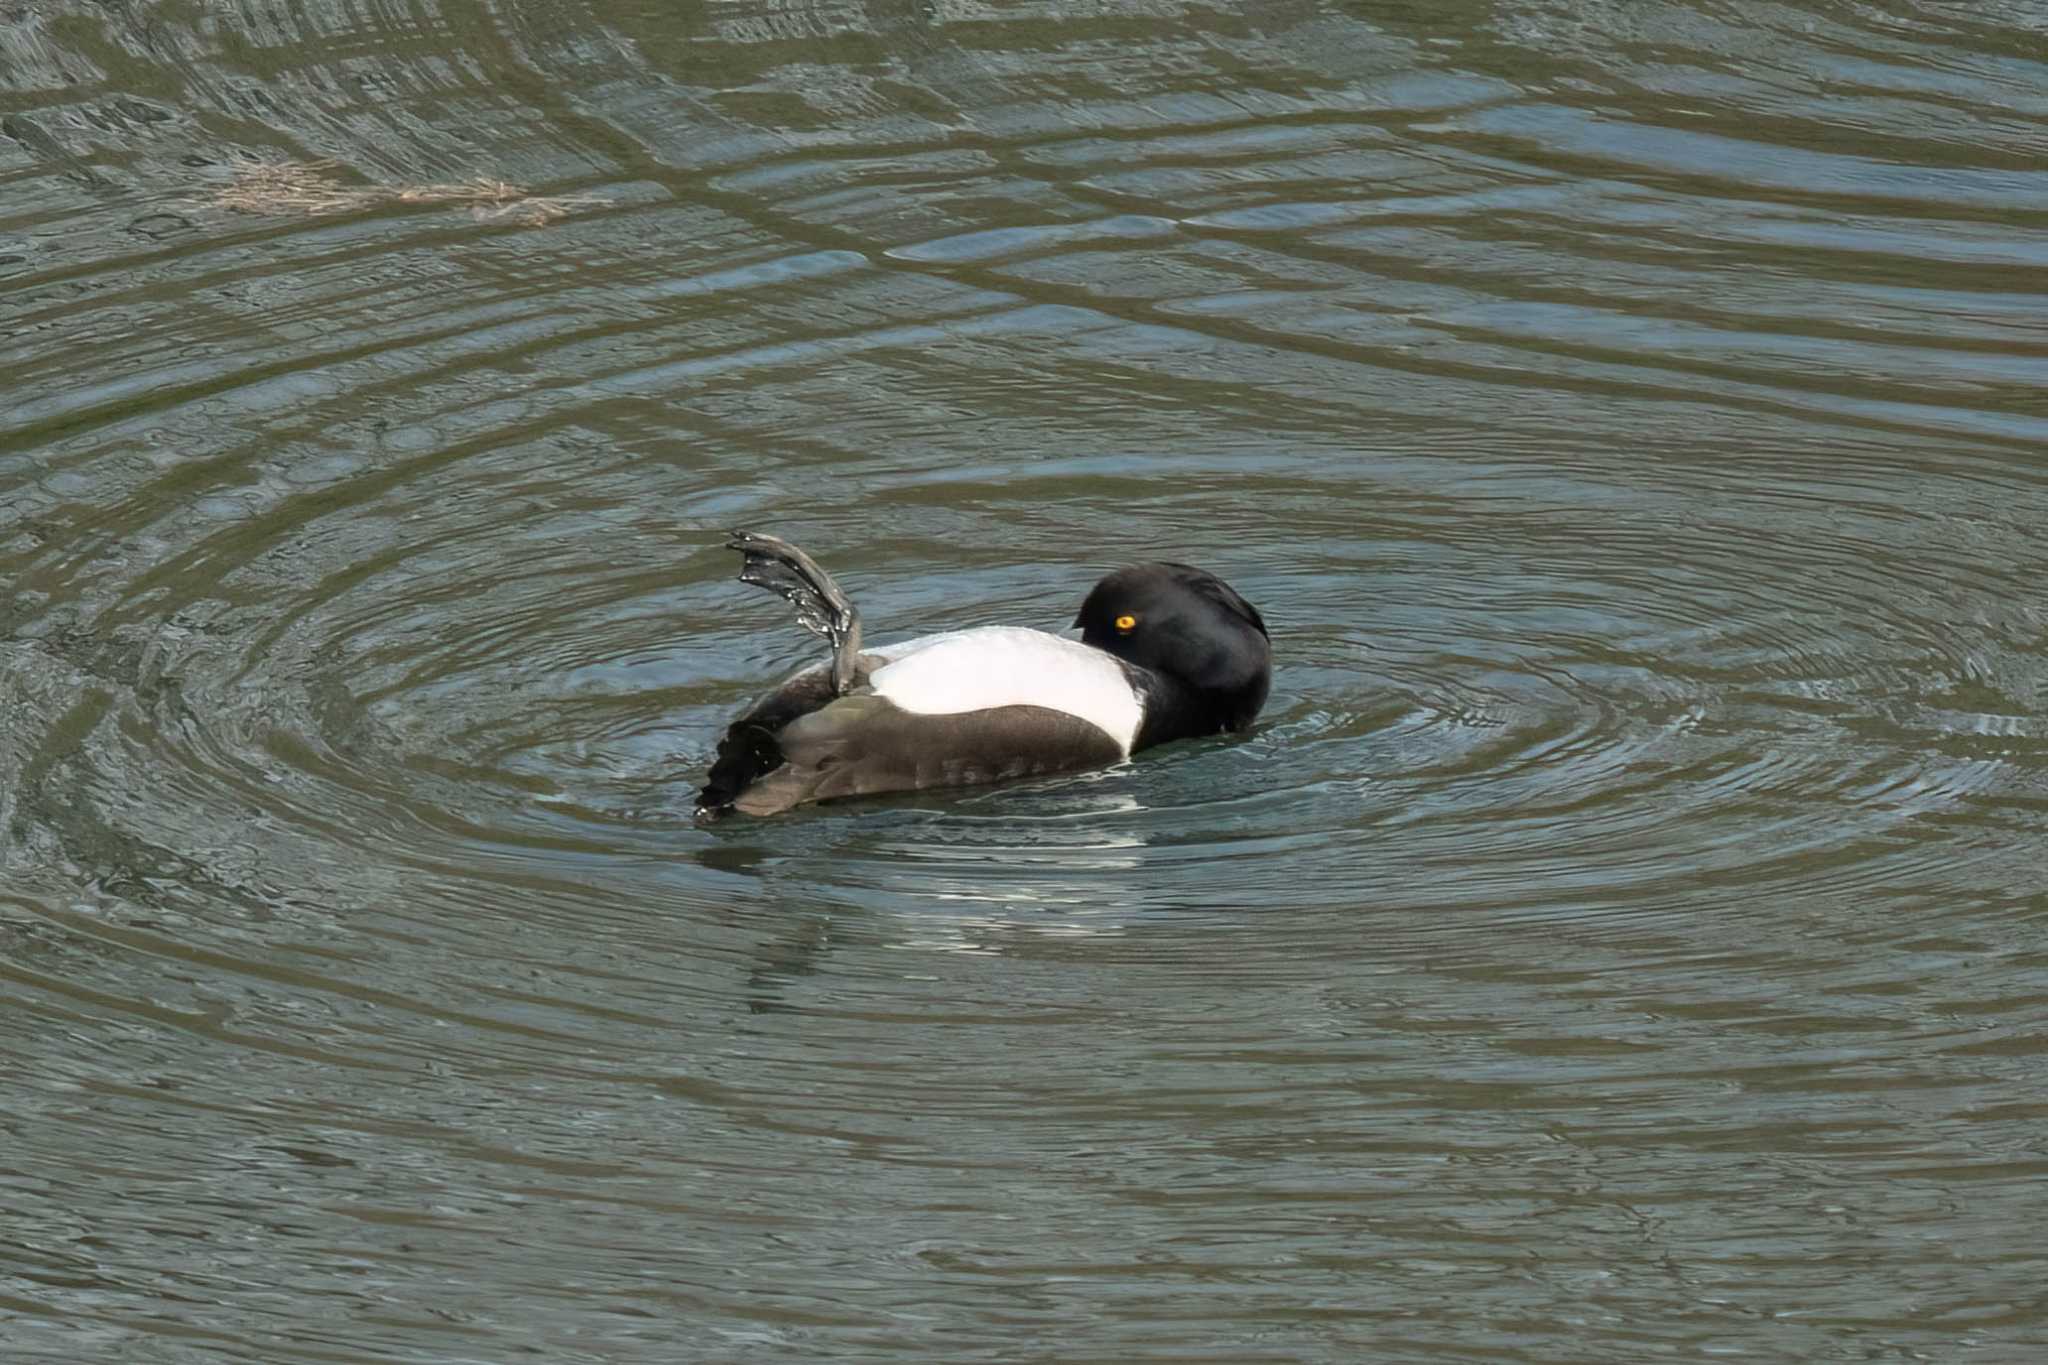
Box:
693, 530, 1271, 822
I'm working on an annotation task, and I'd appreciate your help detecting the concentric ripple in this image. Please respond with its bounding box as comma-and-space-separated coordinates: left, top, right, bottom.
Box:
5, 0, 2048, 1361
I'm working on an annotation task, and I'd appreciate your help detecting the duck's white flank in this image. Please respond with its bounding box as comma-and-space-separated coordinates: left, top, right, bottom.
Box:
867, 627, 1143, 753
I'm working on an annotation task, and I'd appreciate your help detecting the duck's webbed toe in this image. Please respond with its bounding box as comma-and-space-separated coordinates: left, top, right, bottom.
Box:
726, 530, 864, 693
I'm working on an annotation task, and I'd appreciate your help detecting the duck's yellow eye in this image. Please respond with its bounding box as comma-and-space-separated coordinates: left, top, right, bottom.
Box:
1114, 613, 1138, 633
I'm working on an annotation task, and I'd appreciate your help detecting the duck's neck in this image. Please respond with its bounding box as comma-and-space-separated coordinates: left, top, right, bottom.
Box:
1131, 671, 1264, 752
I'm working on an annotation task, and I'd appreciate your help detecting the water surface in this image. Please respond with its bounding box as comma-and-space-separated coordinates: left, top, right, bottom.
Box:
4, 0, 2048, 1359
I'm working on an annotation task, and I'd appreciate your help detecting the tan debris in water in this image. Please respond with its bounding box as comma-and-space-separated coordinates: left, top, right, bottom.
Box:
208, 158, 607, 226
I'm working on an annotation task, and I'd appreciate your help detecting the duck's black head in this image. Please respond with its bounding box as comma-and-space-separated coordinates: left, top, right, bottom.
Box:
1075, 562, 1271, 749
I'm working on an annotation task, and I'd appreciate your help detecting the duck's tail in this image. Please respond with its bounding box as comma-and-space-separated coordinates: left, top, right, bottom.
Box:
725, 530, 863, 695
692, 665, 837, 823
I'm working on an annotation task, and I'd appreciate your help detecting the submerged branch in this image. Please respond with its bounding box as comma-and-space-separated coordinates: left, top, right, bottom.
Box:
206, 158, 607, 226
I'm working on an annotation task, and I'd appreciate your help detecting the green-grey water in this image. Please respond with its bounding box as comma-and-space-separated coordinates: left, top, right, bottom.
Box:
5, 0, 2048, 1359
